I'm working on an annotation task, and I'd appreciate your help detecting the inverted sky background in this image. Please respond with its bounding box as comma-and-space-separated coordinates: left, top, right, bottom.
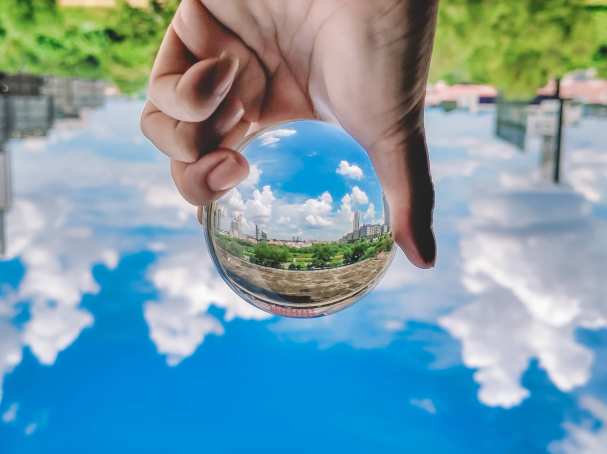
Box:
0, 100, 605, 453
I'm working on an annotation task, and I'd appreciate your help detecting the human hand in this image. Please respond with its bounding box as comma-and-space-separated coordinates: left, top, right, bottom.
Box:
141, 0, 438, 268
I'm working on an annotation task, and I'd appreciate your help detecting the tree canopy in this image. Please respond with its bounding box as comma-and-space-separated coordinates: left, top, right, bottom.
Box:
0, 0, 177, 94
0, 0, 605, 98
430, 0, 607, 98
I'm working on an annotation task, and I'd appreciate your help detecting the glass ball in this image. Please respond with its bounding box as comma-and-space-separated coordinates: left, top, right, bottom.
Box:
203, 120, 395, 318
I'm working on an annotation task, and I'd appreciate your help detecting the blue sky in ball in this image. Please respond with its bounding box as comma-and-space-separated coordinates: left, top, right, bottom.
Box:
215, 120, 386, 241
244, 120, 379, 200
0, 100, 606, 452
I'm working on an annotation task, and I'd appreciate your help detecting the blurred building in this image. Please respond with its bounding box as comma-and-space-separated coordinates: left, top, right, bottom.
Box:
230, 215, 242, 239
359, 224, 382, 238
42, 77, 105, 119
0, 73, 108, 257
538, 70, 607, 106
267, 238, 318, 248
496, 98, 583, 152
0, 74, 55, 139
495, 101, 528, 150
59, 0, 149, 7
341, 222, 387, 243
583, 104, 607, 118
426, 83, 498, 113
0, 96, 55, 139
429, 71, 607, 115
255, 224, 268, 242
213, 207, 223, 231
0, 145, 11, 258
527, 99, 582, 135
0, 73, 45, 96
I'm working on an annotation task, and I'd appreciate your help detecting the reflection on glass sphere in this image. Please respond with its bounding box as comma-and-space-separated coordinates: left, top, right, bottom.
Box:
203, 120, 395, 318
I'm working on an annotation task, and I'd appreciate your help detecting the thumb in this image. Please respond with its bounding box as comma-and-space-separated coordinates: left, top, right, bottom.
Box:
368, 117, 436, 268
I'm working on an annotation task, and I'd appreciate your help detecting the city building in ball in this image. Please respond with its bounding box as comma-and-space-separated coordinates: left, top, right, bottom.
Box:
339, 203, 391, 243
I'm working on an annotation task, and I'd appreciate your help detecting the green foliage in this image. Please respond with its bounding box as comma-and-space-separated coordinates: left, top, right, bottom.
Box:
431, 0, 607, 98
310, 243, 337, 269
214, 233, 256, 259
343, 234, 393, 265
217, 232, 392, 270
0, 0, 178, 94
343, 241, 367, 265
215, 235, 246, 258
251, 243, 290, 269
1, 0, 605, 97
288, 262, 308, 271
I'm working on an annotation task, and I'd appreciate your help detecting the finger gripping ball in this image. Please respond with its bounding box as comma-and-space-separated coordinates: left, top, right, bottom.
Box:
203, 120, 395, 318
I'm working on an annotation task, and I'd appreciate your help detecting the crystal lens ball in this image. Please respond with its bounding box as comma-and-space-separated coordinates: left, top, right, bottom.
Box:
203, 120, 395, 318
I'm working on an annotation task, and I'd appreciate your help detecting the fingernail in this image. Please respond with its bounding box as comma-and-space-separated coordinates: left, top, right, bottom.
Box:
212, 52, 239, 97
207, 156, 247, 192
416, 227, 436, 268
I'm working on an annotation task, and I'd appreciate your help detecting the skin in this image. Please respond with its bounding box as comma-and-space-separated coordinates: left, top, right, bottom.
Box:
141, 0, 439, 268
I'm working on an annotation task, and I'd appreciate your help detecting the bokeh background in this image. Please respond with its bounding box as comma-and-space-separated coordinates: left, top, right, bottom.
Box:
0, 1, 606, 453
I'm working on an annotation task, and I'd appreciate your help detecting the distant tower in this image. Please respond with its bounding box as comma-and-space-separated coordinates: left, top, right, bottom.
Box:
214, 207, 223, 231
352, 211, 360, 240
353, 211, 360, 238
230, 214, 242, 238
382, 194, 391, 231
255, 224, 260, 241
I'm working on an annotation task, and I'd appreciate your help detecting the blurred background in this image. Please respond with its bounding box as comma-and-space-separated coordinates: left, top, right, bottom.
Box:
0, 1, 606, 453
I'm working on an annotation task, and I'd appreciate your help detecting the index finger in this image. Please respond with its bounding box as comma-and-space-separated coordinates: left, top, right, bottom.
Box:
148, 24, 240, 123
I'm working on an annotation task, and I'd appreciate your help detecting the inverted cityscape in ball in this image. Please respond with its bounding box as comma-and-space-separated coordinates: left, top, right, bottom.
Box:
203, 120, 395, 318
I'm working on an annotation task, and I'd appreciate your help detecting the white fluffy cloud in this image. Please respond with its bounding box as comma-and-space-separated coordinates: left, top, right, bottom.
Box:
301, 191, 333, 227
245, 185, 275, 223
337, 186, 370, 223
23, 304, 94, 366
257, 128, 296, 147
549, 396, 607, 454
225, 188, 246, 212
145, 300, 224, 367
305, 214, 333, 226
350, 186, 369, 205
0, 198, 107, 373
2, 402, 18, 423
339, 193, 354, 222
410, 398, 437, 414
336, 160, 364, 180
441, 186, 607, 408
440, 289, 593, 408
363, 203, 377, 224
144, 238, 269, 365
240, 164, 262, 188
218, 182, 355, 240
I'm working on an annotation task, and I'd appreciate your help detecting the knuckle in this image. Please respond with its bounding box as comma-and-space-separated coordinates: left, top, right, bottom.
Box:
175, 90, 213, 123
139, 114, 151, 139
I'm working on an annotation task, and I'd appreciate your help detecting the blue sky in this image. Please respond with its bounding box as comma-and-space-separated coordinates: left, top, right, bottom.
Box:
0, 100, 606, 452
215, 120, 385, 241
